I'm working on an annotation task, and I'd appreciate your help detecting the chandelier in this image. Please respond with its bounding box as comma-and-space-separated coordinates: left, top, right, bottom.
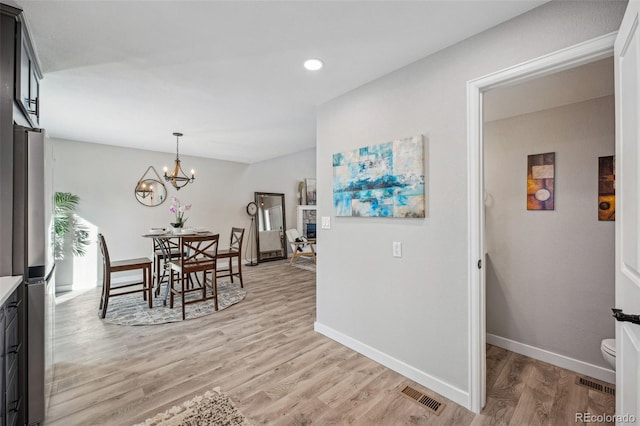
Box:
164, 132, 195, 191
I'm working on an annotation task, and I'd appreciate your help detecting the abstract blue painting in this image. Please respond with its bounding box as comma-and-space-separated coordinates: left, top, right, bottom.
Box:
333, 135, 425, 217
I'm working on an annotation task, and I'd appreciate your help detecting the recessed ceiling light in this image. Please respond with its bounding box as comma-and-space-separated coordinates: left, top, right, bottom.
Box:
304, 58, 323, 71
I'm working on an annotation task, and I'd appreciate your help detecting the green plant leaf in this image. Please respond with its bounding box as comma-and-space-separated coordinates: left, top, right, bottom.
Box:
54, 192, 79, 215
54, 192, 89, 260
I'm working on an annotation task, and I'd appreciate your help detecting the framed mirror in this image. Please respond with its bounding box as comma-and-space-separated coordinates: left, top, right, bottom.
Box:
135, 178, 167, 207
134, 166, 167, 207
255, 192, 287, 262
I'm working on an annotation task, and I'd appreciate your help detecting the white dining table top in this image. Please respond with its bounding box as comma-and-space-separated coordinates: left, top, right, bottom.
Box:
141, 229, 215, 238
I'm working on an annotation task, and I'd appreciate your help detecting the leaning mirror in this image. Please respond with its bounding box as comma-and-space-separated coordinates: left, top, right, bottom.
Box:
134, 166, 167, 207
255, 192, 287, 262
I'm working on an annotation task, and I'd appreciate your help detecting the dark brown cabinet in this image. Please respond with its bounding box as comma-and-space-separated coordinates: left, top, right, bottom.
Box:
0, 284, 22, 426
1, 3, 37, 425
0, 307, 4, 425
14, 20, 42, 128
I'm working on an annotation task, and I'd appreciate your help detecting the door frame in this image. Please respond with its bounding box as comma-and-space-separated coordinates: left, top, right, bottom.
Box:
466, 32, 617, 413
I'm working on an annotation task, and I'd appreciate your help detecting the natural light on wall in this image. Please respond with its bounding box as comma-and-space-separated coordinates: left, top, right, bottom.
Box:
72, 218, 98, 291
55, 217, 99, 292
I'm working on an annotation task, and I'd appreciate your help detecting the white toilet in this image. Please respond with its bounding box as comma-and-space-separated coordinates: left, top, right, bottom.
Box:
601, 338, 616, 370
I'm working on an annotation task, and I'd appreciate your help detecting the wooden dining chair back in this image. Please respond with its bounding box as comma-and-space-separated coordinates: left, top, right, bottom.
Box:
152, 236, 183, 296
217, 227, 245, 288
98, 233, 152, 319
169, 234, 220, 320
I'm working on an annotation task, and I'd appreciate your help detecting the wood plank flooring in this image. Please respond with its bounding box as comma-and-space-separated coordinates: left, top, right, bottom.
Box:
47, 261, 615, 425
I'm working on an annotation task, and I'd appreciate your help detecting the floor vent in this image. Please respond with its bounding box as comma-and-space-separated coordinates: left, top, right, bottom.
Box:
399, 385, 446, 415
576, 376, 616, 396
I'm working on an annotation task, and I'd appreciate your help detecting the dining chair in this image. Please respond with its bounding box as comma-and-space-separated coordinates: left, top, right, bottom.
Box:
217, 227, 245, 288
285, 229, 316, 265
98, 233, 153, 319
169, 234, 219, 320
152, 236, 184, 296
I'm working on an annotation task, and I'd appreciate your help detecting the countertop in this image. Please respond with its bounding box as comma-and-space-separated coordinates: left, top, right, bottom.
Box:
0, 276, 22, 306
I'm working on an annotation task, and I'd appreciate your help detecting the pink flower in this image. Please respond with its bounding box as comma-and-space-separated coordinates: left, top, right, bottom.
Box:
169, 197, 191, 225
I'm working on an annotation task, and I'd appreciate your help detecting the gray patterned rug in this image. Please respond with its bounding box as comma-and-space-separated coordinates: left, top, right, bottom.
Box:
102, 280, 246, 325
133, 387, 251, 426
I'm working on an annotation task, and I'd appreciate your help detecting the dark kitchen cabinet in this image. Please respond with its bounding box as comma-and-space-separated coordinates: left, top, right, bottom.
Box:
14, 20, 42, 128
0, 283, 23, 426
0, 306, 4, 425
1, 3, 38, 425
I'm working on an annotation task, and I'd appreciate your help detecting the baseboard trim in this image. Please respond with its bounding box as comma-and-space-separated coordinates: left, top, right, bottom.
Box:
54, 284, 73, 293
57, 273, 136, 292
314, 321, 470, 409
487, 334, 615, 384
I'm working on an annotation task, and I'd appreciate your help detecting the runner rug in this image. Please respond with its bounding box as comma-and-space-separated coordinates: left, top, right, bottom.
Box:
133, 387, 251, 426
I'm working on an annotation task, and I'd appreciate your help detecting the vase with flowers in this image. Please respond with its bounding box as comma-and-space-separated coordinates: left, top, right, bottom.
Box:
169, 197, 191, 229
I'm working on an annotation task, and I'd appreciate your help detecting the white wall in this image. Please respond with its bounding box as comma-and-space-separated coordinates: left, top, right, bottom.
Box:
51, 138, 315, 288
484, 95, 615, 371
248, 148, 317, 255
315, 1, 626, 407
51, 138, 251, 289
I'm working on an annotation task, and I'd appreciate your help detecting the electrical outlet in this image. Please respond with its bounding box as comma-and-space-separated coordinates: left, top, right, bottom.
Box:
393, 241, 402, 257
321, 216, 331, 229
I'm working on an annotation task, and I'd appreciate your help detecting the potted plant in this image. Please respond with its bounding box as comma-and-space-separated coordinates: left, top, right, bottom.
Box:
53, 192, 90, 260
169, 197, 191, 229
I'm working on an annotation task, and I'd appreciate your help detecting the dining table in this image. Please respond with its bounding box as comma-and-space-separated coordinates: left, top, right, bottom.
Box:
141, 228, 216, 305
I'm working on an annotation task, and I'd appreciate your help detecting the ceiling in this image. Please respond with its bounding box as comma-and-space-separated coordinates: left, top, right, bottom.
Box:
13, 0, 548, 164
484, 57, 614, 122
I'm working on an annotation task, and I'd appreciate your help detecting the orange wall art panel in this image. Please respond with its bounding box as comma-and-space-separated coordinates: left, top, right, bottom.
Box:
527, 152, 555, 211
598, 155, 615, 221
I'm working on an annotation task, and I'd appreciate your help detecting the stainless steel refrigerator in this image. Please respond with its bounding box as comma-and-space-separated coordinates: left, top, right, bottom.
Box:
13, 124, 53, 426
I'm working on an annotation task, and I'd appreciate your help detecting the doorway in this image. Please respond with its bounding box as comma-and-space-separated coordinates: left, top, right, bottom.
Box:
466, 32, 616, 412
482, 57, 615, 379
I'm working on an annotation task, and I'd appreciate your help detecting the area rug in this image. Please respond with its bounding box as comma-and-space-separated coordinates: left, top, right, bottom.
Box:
133, 387, 251, 426
102, 280, 246, 326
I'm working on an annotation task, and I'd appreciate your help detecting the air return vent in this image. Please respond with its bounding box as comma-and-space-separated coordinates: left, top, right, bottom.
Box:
399, 385, 446, 415
576, 376, 616, 396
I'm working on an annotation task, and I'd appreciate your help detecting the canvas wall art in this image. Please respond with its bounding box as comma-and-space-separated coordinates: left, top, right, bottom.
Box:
527, 152, 555, 211
305, 178, 317, 205
598, 155, 615, 221
332, 135, 425, 218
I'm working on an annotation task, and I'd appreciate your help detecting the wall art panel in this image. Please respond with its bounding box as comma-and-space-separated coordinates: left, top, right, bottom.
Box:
598, 155, 615, 221
332, 135, 425, 217
527, 152, 555, 211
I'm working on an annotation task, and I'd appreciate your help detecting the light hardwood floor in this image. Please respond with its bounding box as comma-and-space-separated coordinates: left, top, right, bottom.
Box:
47, 261, 615, 425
